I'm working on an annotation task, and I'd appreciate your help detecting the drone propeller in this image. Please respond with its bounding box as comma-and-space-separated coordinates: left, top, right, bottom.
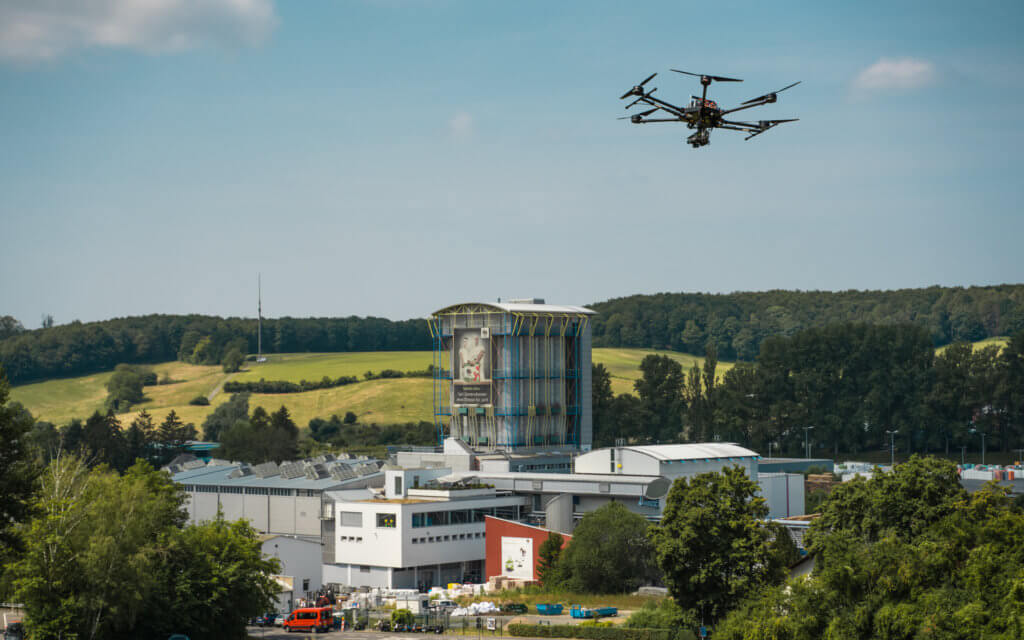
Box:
618, 108, 658, 120
741, 81, 801, 105
619, 72, 657, 100
671, 69, 743, 82
625, 87, 657, 109
745, 118, 799, 140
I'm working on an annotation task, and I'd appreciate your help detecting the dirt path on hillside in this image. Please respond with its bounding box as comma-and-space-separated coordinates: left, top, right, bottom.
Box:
207, 371, 240, 402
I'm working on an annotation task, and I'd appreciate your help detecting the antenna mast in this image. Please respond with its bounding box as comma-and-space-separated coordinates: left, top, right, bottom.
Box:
257, 273, 263, 362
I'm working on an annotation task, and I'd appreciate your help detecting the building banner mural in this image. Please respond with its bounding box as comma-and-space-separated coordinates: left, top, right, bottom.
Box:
500, 536, 533, 579
454, 328, 491, 405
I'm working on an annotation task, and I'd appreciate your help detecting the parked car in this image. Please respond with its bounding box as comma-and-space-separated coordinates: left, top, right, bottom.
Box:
431, 599, 457, 611
274, 614, 286, 626
500, 603, 527, 615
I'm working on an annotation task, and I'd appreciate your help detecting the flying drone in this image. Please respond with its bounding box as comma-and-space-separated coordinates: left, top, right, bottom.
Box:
619, 69, 801, 148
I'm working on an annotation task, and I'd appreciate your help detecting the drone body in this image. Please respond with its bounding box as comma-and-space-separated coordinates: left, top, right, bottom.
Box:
620, 70, 800, 148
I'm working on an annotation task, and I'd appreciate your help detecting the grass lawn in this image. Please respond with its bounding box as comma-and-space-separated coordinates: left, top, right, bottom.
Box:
935, 336, 1009, 354
233, 351, 435, 383
10, 361, 230, 426
593, 348, 733, 396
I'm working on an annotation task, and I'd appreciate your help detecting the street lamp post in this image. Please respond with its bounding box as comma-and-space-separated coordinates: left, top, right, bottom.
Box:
970, 428, 986, 465
961, 445, 967, 466
886, 430, 898, 468
804, 426, 815, 459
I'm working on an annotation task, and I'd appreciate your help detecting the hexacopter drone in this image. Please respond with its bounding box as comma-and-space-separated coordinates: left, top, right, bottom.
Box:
619, 69, 800, 148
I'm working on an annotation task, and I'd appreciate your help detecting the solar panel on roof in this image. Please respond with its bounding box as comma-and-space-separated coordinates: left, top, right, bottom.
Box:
228, 465, 252, 479
280, 462, 305, 480
253, 462, 279, 478
304, 463, 329, 480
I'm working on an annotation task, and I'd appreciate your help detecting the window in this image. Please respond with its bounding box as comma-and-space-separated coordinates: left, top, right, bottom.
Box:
270, 488, 293, 496
412, 538, 419, 544
599, 483, 610, 493
428, 536, 435, 543
303, 578, 310, 591
450, 509, 470, 525
394, 476, 403, 495
245, 487, 268, 495
360, 565, 371, 573
412, 513, 424, 528
377, 513, 396, 528
339, 512, 363, 527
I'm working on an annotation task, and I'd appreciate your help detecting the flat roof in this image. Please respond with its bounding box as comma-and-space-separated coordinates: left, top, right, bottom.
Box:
171, 465, 381, 491
433, 302, 596, 316
438, 470, 664, 485
615, 443, 759, 461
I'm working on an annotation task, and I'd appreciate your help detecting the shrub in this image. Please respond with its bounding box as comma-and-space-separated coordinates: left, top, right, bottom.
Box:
189, 395, 211, 406
508, 623, 695, 640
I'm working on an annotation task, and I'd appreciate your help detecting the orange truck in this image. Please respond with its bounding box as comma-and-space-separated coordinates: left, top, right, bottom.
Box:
282, 606, 333, 633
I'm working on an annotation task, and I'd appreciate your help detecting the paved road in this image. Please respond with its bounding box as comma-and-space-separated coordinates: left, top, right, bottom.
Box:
246, 629, 540, 640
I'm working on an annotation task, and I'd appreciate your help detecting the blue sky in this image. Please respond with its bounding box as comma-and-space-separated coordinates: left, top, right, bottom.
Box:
1, 0, 1022, 325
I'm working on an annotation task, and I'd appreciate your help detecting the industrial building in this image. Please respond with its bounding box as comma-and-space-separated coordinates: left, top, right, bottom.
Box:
169, 455, 384, 540
428, 300, 595, 451
321, 467, 529, 590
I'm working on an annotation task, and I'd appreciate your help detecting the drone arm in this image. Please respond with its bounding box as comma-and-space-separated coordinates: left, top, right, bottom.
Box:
634, 118, 686, 123
720, 100, 771, 115
633, 94, 688, 117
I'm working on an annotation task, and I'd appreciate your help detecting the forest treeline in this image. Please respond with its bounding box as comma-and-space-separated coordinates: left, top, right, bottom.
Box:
2, 284, 1023, 385
589, 285, 1024, 359
0, 314, 431, 384
594, 324, 1024, 456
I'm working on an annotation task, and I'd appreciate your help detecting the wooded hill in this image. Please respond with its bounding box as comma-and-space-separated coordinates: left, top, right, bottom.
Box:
2, 284, 1022, 384
588, 284, 1024, 360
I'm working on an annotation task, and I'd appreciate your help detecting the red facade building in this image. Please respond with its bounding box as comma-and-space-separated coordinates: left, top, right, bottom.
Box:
484, 517, 571, 582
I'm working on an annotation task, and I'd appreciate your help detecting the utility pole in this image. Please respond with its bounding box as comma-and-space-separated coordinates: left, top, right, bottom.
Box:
1015, 448, 1024, 465
804, 426, 815, 459
886, 430, 898, 468
961, 445, 967, 466
257, 273, 263, 363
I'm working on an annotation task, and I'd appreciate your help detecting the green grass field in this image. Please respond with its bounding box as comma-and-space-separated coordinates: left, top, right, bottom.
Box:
10, 339, 1003, 433
935, 336, 1008, 355
233, 351, 435, 383
594, 347, 733, 396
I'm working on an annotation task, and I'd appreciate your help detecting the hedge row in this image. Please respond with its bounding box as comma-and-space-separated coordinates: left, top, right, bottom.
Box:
507, 624, 694, 640
223, 368, 434, 395
224, 376, 359, 394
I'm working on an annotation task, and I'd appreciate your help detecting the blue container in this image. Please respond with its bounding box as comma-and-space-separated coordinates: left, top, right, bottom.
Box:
536, 604, 564, 616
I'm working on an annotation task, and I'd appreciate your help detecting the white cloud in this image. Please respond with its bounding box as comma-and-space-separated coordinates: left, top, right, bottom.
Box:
853, 57, 937, 91
448, 110, 473, 138
0, 0, 277, 62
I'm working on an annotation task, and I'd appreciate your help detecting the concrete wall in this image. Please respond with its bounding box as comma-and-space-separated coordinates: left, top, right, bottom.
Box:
758, 473, 805, 519
263, 536, 323, 598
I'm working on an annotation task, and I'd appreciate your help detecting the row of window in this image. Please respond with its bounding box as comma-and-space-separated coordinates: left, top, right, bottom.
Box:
339, 506, 522, 529
340, 536, 364, 543
410, 506, 519, 528
412, 532, 484, 544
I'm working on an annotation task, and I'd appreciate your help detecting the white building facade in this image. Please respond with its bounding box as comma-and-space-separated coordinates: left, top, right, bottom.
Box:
323, 473, 528, 590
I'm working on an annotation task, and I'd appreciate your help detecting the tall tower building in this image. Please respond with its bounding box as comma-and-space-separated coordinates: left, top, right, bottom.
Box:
428, 299, 595, 452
